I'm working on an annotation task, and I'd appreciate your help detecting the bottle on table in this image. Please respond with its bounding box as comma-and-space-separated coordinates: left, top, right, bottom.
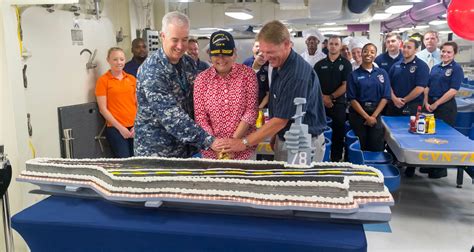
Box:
410, 116, 416, 132
416, 115, 426, 134
256, 110, 264, 128
415, 105, 422, 121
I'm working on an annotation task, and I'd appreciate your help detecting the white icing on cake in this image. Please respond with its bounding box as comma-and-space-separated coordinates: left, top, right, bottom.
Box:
21, 157, 391, 208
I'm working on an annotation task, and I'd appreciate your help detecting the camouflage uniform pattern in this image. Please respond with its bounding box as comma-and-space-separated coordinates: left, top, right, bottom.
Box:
134, 48, 214, 157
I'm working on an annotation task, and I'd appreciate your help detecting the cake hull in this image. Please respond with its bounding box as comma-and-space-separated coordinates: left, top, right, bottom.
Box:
18, 157, 394, 222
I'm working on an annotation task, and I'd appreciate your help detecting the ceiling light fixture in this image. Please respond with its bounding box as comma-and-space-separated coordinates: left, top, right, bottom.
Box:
225, 7, 253, 20
321, 31, 341, 35
414, 25, 430, 29
439, 30, 452, 34
429, 20, 447, 26
323, 22, 336, 26
385, 4, 413, 14
373, 12, 393, 20
199, 27, 218, 31
398, 27, 412, 32
319, 26, 347, 32
198, 27, 233, 32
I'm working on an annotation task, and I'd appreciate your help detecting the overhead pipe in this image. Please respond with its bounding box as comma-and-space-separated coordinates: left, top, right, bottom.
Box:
94, 0, 100, 20
381, 0, 451, 32
348, 0, 374, 14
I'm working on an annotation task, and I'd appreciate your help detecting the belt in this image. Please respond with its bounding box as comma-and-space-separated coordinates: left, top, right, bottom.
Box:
332, 96, 346, 104
363, 102, 378, 107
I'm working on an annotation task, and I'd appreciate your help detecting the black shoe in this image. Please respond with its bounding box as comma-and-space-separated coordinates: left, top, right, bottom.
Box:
404, 167, 415, 177
419, 168, 430, 173
428, 168, 447, 179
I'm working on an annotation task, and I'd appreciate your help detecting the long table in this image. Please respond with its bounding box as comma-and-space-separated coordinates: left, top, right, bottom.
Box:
12, 196, 367, 252
382, 116, 474, 187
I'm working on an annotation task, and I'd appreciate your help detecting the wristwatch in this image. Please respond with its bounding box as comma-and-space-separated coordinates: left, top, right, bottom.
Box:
242, 138, 250, 148
329, 94, 335, 100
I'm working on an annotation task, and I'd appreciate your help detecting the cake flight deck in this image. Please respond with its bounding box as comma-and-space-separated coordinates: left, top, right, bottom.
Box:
18, 157, 394, 223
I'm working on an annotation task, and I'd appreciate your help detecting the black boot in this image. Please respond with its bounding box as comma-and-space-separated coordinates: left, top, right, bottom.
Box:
419, 168, 430, 173
428, 168, 447, 179
404, 167, 415, 177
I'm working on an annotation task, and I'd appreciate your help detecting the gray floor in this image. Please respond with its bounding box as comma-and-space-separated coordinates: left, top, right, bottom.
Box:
366, 168, 474, 252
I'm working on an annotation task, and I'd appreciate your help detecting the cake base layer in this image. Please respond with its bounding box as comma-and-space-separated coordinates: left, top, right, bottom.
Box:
18, 157, 394, 222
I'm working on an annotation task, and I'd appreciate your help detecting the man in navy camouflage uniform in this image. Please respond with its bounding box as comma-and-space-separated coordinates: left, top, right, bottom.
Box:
134, 11, 222, 157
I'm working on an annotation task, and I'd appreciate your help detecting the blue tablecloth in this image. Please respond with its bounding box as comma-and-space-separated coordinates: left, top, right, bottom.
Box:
382, 116, 474, 166
12, 196, 367, 252
455, 96, 474, 138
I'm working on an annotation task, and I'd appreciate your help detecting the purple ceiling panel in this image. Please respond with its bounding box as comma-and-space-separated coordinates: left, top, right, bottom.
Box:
347, 24, 370, 32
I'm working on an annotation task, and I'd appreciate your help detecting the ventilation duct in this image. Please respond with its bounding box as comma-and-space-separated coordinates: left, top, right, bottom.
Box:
348, 0, 374, 14
381, 0, 451, 31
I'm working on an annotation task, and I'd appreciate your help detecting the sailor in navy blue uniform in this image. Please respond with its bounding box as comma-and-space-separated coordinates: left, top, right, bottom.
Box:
424, 41, 464, 126
374, 33, 403, 74
314, 36, 352, 161
347, 43, 391, 152
124, 38, 148, 77
387, 39, 429, 116
423, 41, 464, 178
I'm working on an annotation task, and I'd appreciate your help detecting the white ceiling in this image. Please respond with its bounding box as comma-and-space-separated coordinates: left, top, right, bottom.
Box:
163, 0, 448, 38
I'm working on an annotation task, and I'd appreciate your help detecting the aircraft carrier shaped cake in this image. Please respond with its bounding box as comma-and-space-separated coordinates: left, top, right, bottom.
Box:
18, 157, 393, 222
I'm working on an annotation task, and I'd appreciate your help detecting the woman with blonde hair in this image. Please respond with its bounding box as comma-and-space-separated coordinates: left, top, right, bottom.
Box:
95, 47, 137, 158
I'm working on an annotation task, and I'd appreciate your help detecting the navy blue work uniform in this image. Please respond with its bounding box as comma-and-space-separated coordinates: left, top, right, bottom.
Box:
425, 60, 463, 179
256, 62, 270, 106
124, 58, 142, 77
427, 60, 464, 126
374, 51, 403, 74
314, 55, 352, 161
194, 59, 210, 74
347, 66, 391, 151
269, 49, 327, 140
387, 56, 429, 116
242, 56, 255, 68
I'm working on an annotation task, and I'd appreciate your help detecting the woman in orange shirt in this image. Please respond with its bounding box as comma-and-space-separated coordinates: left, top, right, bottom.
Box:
95, 47, 137, 158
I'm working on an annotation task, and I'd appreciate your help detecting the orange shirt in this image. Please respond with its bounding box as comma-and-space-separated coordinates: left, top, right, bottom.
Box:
95, 71, 137, 127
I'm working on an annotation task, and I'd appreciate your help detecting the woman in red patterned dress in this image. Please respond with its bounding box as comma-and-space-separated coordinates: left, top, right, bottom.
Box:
194, 31, 258, 159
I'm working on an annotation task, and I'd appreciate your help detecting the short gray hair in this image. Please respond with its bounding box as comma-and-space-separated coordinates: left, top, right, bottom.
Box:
161, 11, 190, 35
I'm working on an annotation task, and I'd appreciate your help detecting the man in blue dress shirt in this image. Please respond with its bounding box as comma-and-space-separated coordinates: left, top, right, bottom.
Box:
124, 38, 148, 77
374, 33, 403, 73
224, 20, 327, 162
416, 31, 441, 70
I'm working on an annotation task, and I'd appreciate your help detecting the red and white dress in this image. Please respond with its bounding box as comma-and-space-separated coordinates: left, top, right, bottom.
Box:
194, 63, 258, 159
